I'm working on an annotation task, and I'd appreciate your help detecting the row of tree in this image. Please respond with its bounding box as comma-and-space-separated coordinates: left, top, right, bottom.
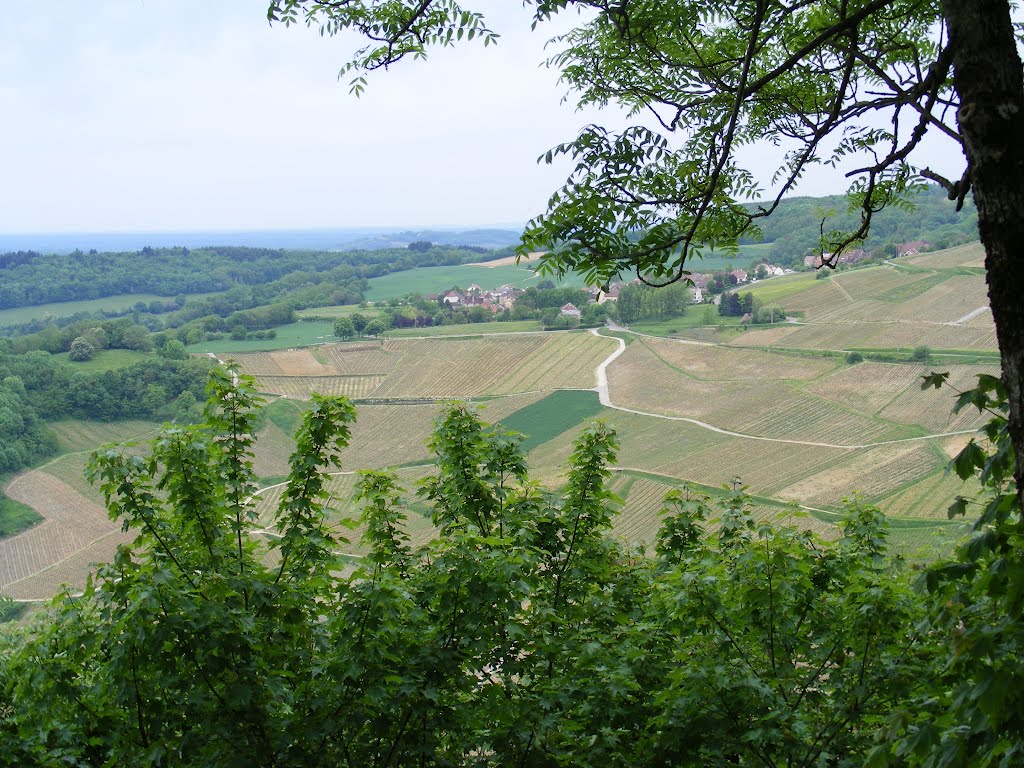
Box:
0, 354, 212, 468
613, 282, 691, 323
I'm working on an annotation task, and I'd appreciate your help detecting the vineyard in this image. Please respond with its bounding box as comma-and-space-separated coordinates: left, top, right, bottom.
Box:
607, 342, 907, 444
48, 419, 162, 454
253, 374, 387, 400
0, 472, 119, 597
636, 336, 837, 381
366, 332, 615, 399
906, 241, 985, 269
1, 245, 1006, 601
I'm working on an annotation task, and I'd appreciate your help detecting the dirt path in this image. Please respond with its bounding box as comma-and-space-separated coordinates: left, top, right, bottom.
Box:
950, 306, 990, 326
590, 328, 975, 450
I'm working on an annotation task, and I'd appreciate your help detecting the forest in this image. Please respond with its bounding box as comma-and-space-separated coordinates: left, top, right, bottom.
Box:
0, 243, 510, 319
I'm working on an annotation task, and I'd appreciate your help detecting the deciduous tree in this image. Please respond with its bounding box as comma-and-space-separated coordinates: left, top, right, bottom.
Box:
266, 0, 1024, 493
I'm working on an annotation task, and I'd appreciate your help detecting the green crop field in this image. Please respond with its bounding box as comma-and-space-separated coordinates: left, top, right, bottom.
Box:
295, 305, 384, 320
499, 390, 605, 452
0, 493, 42, 538
187, 321, 338, 353
0, 291, 220, 327
365, 264, 538, 301
384, 320, 542, 337
627, 313, 743, 337
743, 272, 818, 303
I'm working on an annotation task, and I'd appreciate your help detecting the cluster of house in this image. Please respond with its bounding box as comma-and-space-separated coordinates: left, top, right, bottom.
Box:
429, 258, 808, 319
802, 240, 931, 268
430, 284, 522, 314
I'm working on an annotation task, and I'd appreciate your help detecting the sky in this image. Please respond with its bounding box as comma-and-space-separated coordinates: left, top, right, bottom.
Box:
0, 1, 965, 236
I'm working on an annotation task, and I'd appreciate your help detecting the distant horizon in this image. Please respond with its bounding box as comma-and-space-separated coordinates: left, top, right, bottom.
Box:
0, 225, 528, 255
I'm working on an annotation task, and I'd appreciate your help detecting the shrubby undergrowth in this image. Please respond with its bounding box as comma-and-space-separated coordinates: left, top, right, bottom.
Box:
0, 370, 1019, 767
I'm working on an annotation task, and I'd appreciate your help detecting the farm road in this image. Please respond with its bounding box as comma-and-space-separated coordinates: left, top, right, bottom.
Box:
589, 328, 975, 451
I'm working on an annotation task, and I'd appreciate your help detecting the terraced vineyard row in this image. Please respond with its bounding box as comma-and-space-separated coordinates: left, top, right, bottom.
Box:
233, 343, 399, 377
639, 336, 835, 381
732, 319, 997, 354
49, 419, 161, 453
0, 472, 117, 592
489, 333, 615, 393
609, 342, 899, 444
878, 468, 982, 519
609, 474, 838, 547
808, 363, 924, 415
254, 374, 386, 400
774, 442, 942, 507
252, 467, 438, 554
877, 365, 998, 432
3, 530, 132, 601
364, 333, 615, 399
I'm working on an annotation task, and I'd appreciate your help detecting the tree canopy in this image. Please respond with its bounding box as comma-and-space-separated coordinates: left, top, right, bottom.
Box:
266, 0, 1024, 501
0, 371, 939, 766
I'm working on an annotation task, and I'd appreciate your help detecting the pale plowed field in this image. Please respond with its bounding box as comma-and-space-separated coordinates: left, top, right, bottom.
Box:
369, 333, 614, 398
3, 530, 133, 600
1, 472, 117, 591
254, 374, 386, 400
906, 242, 985, 269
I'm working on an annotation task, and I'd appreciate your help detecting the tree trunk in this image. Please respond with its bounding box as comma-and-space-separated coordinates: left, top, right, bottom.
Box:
941, 0, 1024, 495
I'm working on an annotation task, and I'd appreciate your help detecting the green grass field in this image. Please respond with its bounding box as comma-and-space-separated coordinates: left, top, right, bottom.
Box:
365, 265, 538, 301
295, 305, 384, 320
499, 390, 605, 452
0, 291, 220, 327
187, 321, 338, 353
383, 320, 543, 338
627, 314, 743, 336
53, 349, 154, 371
261, 397, 308, 436
743, 272, 819, 303
0, 492, 42, 538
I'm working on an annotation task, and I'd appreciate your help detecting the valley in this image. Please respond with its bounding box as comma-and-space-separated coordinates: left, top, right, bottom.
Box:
0, 242, 995, 601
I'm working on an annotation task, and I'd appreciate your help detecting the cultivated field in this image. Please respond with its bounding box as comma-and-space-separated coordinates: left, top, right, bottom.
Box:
0, 291, 219, 328
3, 244, 1002, 600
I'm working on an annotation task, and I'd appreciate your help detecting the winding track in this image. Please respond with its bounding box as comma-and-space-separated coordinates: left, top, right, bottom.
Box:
589, 328, 975, 450
2, 328, 981, 601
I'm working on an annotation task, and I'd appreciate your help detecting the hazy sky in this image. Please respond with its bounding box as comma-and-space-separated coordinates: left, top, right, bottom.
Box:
0, 1, 964, 235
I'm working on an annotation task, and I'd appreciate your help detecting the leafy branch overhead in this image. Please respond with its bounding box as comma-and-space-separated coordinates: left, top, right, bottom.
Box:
267, 0, 984, 285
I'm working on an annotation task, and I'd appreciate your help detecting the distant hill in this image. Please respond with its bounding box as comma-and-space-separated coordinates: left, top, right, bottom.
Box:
742, 184, 978, 265
0, 227, 524, 255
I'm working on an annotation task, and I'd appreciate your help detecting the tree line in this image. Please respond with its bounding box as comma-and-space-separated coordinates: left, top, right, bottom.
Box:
0, 243, 511, 316
0, 354, 212, 476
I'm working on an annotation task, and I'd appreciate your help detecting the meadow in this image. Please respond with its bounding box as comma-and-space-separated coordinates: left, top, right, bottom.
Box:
187, 321, 338, 353
364, 264, 538, 301
0, 291, 219, 328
